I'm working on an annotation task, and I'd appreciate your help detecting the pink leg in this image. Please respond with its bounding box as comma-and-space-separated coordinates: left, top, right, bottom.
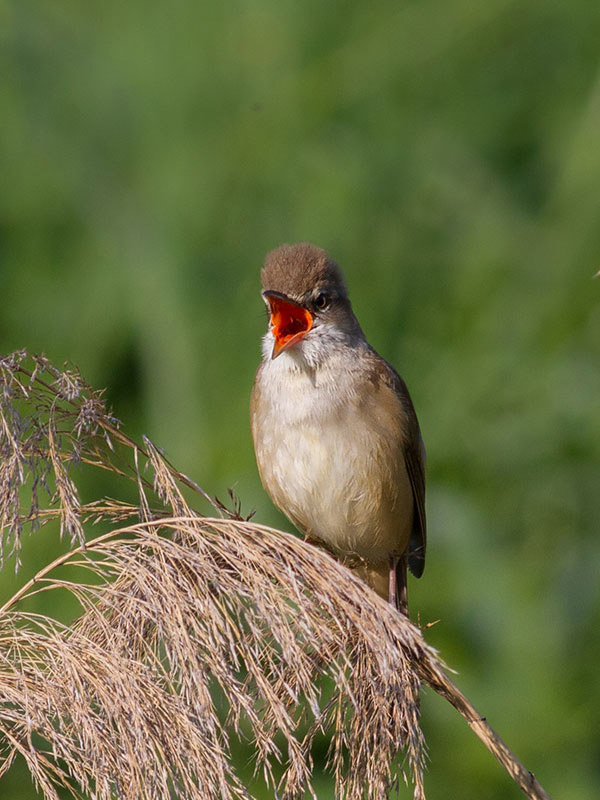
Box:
388, 555, 398, 605
389, 554, 409, 617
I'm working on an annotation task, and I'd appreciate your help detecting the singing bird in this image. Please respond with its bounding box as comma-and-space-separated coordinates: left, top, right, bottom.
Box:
250, 243, 426, 614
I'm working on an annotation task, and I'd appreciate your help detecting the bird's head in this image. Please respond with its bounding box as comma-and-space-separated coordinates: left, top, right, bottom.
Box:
260, 243, 363, 363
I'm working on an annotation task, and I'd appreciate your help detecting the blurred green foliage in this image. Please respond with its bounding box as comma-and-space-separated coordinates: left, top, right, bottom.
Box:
1, 0, 599, 797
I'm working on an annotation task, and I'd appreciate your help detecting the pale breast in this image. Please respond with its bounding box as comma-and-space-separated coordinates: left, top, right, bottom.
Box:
251, 350, 414, 563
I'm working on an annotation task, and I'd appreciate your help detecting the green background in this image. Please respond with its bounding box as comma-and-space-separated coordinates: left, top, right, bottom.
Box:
1, 1, 599, 798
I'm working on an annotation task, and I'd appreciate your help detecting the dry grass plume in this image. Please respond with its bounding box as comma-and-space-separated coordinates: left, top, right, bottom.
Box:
0, 351, 551, 800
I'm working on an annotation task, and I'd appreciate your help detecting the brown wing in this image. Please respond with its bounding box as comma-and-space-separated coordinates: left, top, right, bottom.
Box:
381, 360, 427, 578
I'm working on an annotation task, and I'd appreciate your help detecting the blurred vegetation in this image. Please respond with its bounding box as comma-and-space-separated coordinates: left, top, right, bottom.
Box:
1, 0, 599, 798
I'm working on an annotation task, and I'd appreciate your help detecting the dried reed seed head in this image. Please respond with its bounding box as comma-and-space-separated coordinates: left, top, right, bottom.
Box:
0, 517, 429, 800
0, 351, 429, 800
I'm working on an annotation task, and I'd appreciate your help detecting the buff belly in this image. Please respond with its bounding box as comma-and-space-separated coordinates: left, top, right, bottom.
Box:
253, 361, 413, 564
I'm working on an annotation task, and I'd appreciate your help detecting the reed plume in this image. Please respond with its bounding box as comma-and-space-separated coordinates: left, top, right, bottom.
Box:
0, 351, 551, 800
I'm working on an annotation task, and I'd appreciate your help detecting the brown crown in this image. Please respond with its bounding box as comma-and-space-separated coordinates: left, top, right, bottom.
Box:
261, 243, 348, 301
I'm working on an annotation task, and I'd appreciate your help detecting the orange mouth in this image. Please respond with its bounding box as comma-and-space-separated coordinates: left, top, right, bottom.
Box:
264, 292, 313, 358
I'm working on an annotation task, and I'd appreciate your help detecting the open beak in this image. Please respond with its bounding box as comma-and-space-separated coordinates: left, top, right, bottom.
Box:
263, 291, 313, 359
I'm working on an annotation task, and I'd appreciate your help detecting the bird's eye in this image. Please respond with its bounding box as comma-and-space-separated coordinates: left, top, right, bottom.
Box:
314, 293, 329, 310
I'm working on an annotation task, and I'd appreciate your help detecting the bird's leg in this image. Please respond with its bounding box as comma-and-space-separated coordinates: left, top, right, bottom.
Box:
388, 556, 398, 605
389, 554, 409, 617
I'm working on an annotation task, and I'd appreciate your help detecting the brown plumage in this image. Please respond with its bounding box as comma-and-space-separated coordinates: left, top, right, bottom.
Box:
251, 242, 426, 613
262, 243, 347, 298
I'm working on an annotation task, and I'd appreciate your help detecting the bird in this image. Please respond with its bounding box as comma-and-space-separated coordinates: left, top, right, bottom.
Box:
250, 243, 426, 615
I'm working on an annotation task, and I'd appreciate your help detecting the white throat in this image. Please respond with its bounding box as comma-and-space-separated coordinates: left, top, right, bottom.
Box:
261, 319, 364, 372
